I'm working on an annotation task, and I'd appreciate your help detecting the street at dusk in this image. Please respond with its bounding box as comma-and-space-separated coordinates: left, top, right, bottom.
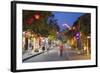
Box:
22, 10, 91, 63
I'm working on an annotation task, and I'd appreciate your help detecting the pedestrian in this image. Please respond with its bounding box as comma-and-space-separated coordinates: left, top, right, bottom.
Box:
42, 46, 45, 52
59, 44, 64, 57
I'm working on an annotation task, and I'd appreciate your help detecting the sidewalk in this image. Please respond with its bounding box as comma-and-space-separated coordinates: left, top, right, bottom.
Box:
22, 49, 44, 62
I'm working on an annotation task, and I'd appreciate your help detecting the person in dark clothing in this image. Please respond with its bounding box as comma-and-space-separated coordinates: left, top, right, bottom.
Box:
42, 46, 45, 52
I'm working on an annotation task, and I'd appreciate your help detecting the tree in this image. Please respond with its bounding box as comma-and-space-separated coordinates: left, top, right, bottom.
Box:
47, 14, 60, 32
23, 10, 60, 37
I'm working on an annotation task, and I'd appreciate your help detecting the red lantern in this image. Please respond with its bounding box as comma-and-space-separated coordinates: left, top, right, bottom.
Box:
25, 18, 33, 25
34, 14, 40, 19
34, 11, 40, 20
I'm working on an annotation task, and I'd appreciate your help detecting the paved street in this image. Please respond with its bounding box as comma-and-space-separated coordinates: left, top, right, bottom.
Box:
23, 46, 90, 63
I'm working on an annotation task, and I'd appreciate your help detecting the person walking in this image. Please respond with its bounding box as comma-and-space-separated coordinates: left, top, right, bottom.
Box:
59, 43, 64, 57
42, 46, 45, 52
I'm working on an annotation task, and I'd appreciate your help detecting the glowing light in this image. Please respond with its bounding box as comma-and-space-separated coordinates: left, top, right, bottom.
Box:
73, 27, 75, 30
87, 36, 90, 38
76, 32, 80, 40
34, 14, 40, 19
57, 32, 59, 34
76, 33, 80, 37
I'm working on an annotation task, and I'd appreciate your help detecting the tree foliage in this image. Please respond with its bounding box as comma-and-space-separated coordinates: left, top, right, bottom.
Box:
23, 10, 60, 37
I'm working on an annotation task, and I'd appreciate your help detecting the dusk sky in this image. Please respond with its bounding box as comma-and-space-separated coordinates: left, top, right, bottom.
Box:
52, 11, 85, 31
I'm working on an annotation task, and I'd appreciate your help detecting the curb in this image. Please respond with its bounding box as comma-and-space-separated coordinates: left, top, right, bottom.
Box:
22, 51, 44, 62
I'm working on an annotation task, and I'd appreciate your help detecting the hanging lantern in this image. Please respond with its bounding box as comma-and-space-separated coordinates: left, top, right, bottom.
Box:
34, 14, 40, 20
26, 18, 33, 25
34, 12, 40, 20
